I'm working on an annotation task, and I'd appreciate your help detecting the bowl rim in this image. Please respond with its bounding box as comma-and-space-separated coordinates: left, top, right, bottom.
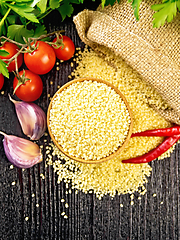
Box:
47, 77, 133, 164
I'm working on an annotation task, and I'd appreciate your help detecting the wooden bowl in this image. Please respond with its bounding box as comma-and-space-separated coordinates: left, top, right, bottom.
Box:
47, 78, 133, 164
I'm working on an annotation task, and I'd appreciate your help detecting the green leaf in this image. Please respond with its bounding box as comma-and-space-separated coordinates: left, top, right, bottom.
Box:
0, 49, 9, 57
0, 59, 9, 78
50, 0, 60, 9
7, 24, 34, 43
0, 21, 6, 36
176, 0, 180, 11
6, 3, 39, 23
29, 0, 42, 7
151, 1, 178, 28
7, 14, 17, 25
37, 0, 48, 13
58, 2, 74, 21
13, 0, 34, 2
104, 0, 117, 6
33, 25, 47, 38
151, 3, 165, 11
128, 0, 141, 20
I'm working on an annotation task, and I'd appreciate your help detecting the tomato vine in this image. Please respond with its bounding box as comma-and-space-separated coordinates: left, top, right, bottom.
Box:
0, 30, 64, 78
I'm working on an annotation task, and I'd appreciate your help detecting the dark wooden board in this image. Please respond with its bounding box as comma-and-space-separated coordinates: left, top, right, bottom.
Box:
0, 2, 180, 240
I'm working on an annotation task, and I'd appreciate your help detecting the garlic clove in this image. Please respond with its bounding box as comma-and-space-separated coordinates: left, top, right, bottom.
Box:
9, 95, 47, 140
0, 131, 42, 168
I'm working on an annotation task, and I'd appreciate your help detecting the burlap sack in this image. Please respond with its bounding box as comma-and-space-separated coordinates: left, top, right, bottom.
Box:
73, 0, 180, 125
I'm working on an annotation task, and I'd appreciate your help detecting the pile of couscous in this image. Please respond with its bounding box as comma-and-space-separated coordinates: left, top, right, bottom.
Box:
46, 46, 175, 199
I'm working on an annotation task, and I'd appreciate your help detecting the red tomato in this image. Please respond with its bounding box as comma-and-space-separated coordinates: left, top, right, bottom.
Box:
0, 73, 4, 90
52, 35, 75, 61
0, 42, 23, 72
13, 70, 43, 102
24, 41, 56, 75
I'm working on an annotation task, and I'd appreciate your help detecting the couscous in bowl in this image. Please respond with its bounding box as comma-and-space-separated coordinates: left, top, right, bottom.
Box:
47, 78, 133, 164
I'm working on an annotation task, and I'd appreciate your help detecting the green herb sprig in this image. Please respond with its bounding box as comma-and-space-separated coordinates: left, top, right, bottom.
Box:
151, 0, 180, 28
0, 0, 180, 76
0, 0, 179, 43
105, 0, 180, 27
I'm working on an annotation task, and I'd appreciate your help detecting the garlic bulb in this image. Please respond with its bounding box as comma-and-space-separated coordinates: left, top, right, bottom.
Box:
9, 95, 47, 140
0, 131, 42, 168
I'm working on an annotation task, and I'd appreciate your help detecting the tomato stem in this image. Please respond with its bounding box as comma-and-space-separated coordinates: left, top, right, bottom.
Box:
13, 70, 30, 94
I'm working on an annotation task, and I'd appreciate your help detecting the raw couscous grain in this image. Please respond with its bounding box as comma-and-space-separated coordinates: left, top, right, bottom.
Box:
46, 47, 176, 199
49, 80, 131, 160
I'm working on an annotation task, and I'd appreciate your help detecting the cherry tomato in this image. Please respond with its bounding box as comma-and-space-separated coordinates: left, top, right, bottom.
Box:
13, 70, 43, 102
0, 73, 4, 90
0, 42, 23, 72
52, 35, 75, 61
24, 41, 56, 75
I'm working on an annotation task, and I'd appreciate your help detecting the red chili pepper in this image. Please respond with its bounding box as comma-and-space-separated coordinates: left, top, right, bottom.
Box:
131, 125, 180, 137
122, 134, 180, 164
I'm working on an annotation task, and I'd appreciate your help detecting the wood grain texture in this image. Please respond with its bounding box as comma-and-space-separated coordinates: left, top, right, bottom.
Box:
0, 2, 180, 240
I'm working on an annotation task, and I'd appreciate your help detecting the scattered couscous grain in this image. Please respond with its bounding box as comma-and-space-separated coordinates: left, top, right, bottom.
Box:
65, 203, 69, 208
46, 47, 176, 200
40, 173, 45, 179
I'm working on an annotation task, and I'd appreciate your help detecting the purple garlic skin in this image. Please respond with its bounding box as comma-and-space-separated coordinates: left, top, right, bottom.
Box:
9, 95, 47, 140
1, 132, 42, 168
